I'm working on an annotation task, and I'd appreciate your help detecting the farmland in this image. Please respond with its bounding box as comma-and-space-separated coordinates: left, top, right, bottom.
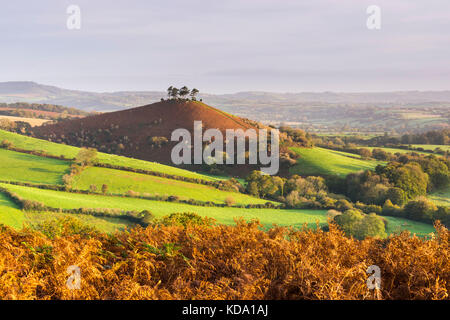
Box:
289, 147, 382, 177
0, 183, 327, 229
0, 130, 442, 238
71, 166, 270, 206
0, 148, 69, 185
0, 129, 221, 181
429, 186, 450, 207
0, 181, 436, 235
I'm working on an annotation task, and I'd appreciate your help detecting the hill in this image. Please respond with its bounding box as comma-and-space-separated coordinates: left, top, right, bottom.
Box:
3, 81, 450, 110
2, 82, 449, 134
0, 130, 435, 237
31, 100, 261, 175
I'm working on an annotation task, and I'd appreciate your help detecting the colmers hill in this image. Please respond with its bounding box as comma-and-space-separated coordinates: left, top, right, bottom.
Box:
31, 100, 263, 176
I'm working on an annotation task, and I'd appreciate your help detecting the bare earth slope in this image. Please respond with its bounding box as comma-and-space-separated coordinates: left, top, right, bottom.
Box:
32, 100, 258, 171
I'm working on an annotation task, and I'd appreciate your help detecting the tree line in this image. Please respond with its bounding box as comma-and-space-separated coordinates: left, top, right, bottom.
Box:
165, 86, 200, 101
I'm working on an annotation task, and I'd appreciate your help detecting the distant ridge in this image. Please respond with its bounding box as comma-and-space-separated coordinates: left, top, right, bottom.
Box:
1, 81, 450, 112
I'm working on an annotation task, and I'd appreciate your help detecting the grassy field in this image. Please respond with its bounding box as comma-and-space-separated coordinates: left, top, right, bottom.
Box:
410, 144, 450, 152
0, 192, 26, 229
0, 183, 437, 235
0, 115, 49, 126
360, 146, 433, 156
289, 147, 382, 177
72, 166, 271, 206
0, 183, 327, 229
429, 186, 450, 207
383, 216, 435, 237
0, 148, 70, 185
23, 211, 136, 234
0, 130, 222, 181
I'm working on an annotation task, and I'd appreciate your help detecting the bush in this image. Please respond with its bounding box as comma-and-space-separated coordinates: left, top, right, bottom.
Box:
159, 212, 215, 227
334, 209, 387, 240
224, 196, 235, 207
404, 197, 437, 223
0, 139, 13, 149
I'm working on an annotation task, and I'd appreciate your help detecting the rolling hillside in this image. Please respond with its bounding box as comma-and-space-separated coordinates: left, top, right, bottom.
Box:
289, 147, 382, 177
0, 129, 220, 181
0, 130, 435, 236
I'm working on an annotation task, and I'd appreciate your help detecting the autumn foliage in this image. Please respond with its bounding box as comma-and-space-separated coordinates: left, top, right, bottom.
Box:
0, 218, 448, 300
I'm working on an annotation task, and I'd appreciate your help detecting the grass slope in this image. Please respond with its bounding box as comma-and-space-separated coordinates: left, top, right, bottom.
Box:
24, 211, 135, 234
0, 192, 26, 229
0, 148, 69, 185
0, 183, 327, 229
410, 144, 450, 152
361, 146, 432, 156
72, 167, 270, 206
429, 186, 450, 207
0, 129, 221, 181
289, 147, 381, 177
383, 216, 435, 237
0, 183, 437, 235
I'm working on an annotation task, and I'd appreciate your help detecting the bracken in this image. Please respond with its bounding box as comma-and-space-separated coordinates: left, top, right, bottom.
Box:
0, 219, 447, 300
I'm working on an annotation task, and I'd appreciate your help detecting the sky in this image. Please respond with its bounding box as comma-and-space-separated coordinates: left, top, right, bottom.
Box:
0, 0, 449, 93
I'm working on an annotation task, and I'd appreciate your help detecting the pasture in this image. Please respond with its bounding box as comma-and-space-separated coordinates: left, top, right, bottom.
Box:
0, 148, 69, 185
0, 129, 221, 181
0, 183, 328, 229
289, 147, 381, 177
72, 166, 270, 205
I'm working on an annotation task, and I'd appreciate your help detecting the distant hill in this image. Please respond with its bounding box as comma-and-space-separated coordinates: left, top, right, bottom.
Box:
2, 81, 450, 134
2, 81, 450, 111
31, 100, 260, 175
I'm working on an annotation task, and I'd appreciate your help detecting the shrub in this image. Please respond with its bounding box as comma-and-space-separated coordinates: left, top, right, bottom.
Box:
159, 212, 215, 227
224, 196, 235, 207
0, 139, 13, 149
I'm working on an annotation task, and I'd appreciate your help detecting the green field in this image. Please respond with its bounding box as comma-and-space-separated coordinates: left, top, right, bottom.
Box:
0, 183, 327, 229
0, 148, 70, 185
289, 147, 382, 177
383, 216, 435, 237
429, 186, 450, 207
361, 146, 432, 156
0, 192, 26, 229
24, 211, 135, 234
72, 166, 271, 206
410, 144, 450, 152
0, 183, 437, 235
0, 129, 221, 181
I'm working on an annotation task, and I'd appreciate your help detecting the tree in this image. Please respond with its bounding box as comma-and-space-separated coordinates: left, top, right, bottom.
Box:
167, 86, 174, 99
404, 197, 437, 222
386, 187, 407, 206
190, 88, 199, 100
75, 148, 98, 166
179, 86, 190, 99
167, 86, 179, 99
225, 196, 235, 207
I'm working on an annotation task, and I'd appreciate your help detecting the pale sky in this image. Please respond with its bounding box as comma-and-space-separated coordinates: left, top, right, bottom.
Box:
0, 0, 449, 93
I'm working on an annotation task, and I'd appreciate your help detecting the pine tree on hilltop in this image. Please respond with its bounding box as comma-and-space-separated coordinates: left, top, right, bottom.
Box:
168, 86, 179, 100
179, 86, 190, 99
190, 88, 199, 101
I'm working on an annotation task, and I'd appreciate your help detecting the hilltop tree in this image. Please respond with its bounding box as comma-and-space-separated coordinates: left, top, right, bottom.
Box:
179, 86, 190, 99
167, 86, 179, 99
167, 86, 173, 99
190, 88, 199, 101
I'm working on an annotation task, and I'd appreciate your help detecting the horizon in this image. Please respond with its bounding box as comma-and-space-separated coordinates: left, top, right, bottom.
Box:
1, 1, 449, 93
2, 80, 450, 95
